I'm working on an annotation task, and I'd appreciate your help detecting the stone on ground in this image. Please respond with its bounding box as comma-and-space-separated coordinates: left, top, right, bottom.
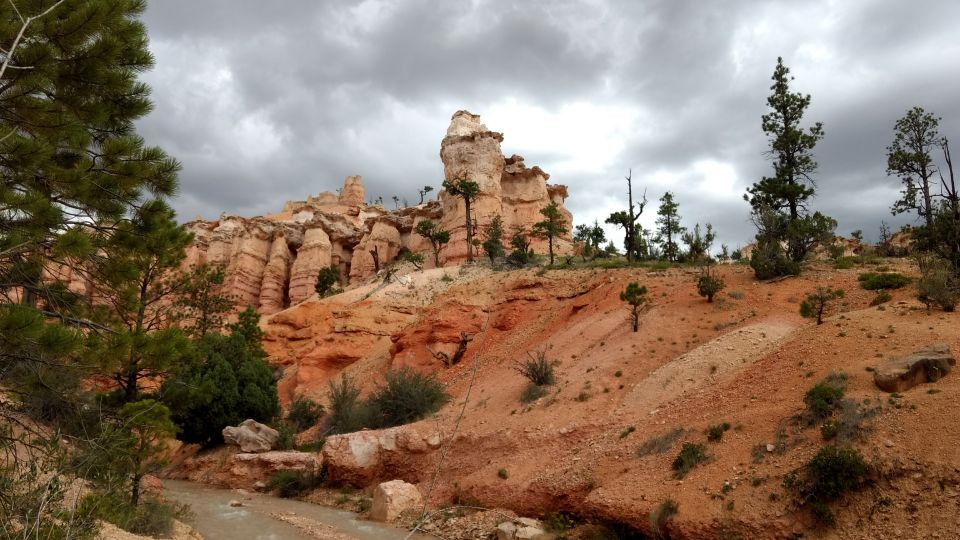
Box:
873, 344, 955, 392
369, 479, 423, 522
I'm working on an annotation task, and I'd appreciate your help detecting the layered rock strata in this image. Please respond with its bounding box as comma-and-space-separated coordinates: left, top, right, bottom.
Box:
181, 110, 572, 314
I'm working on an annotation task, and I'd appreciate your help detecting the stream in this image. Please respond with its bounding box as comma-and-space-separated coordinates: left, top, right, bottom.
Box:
164, 480, 428, 540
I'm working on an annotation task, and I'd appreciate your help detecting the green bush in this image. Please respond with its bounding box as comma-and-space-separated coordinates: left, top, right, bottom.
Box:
804, 377, 846, 421
325, 375, 368, 435
857, 272, 910, 290
515, 350, 556, 386
672, 442, 708, 478
315, 266, 341, 297
750, 248, 800, 280
162, 316, 280, 445
833, 256, 855, 269
797, 446, 869, 525
274, 422, 297, 450
287, 397, 325, 432
79, 491, 190, 537
366, 367, 449, 428
697, 274, 726, 303
870, 291, 893, 306
266, 468, 325, 498
497, 468, 508, 479
917, 256, 958, 311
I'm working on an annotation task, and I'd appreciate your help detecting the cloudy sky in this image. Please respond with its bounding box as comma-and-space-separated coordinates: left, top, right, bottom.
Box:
136, 0, 960, 249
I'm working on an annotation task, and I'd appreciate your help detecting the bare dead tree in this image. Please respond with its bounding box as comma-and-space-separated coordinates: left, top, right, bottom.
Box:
427, 332, 473, 367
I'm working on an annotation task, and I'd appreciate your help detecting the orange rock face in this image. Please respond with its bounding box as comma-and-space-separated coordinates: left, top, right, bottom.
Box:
181, 110, 574, 314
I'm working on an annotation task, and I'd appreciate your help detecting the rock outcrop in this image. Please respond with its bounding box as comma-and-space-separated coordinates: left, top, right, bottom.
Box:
166, 445, 321, 489
321, 425, 441, 486
176, 110, 572, 314
874, 344, 955, 392
370, 480, 423, 522
222, 419, 279, 453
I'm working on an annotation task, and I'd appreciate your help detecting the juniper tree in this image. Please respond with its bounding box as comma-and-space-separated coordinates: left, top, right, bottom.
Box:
532, 201, 567, 265
655, 192, 686, 262
442, 177, 481, 263
414, 219, 450, 267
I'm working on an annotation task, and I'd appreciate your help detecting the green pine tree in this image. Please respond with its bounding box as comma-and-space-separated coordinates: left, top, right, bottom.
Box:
532, 201, 567, 265
442, 177, 481, 263
655, 192, 686, 262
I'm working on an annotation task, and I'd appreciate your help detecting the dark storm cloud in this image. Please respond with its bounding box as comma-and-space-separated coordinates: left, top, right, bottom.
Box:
137, 0, 960, 246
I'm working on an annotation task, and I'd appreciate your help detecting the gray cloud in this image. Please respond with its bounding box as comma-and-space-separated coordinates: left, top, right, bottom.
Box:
137, 0, 960, 247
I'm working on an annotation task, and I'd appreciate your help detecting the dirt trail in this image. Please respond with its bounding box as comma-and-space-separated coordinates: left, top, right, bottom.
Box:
622, 319, 798, 412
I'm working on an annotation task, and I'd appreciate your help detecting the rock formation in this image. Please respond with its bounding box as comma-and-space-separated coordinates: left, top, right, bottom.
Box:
221, 419, 279, 453
180, 110, 572, 314
370, 480, 423, 522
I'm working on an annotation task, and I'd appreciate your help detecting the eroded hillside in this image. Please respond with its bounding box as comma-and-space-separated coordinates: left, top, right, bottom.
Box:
248, 260, 960, 539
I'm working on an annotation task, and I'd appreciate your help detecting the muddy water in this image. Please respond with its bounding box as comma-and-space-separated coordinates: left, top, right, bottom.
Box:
165, 480, 426, 540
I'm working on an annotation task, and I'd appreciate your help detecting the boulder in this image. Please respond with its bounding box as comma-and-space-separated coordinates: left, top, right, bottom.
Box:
496, 518, 550, 540
222, 419, 279, 453
874, 344, 955, 392
369, 479, 423, 522
321, 426, 441, 486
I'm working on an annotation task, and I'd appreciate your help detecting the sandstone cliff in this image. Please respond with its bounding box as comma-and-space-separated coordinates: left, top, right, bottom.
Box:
182, 111, 573, 314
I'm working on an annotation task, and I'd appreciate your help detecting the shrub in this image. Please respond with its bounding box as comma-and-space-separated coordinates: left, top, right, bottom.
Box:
705, 422, 731, 442
649, 499, 678, 540
795, 446, 870, 525
521, 382, 547, 403
672, 443, 708, 478
833, 256, 855, 269
620, 426, 636, 439
916, 254, 958, 311
497, 468, 508, 480
325, 375, 368, 435
799, 287, 845, 325
514, 350, 556, 386
697, 274, 726, 303
870, 291, 892, 306
266, 468, 325, 498
857, 272, 910, 290
636, 428, 685, 457
79, 491, 190, 537
274, 422, 297, 450
163, 323, 280, 445
315, 266, 341, 297
287, 397, 325, 432
366, 367, 449, 428
804, 377, 846, 421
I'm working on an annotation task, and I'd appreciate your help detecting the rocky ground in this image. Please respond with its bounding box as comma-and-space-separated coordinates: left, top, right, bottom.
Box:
174, 257, 960, 539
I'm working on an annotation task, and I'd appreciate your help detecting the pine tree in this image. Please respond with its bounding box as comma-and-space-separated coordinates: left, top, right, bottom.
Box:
682, 223, 716, 263
532, 201, 567, 265
418, 185, 433, 204
745, 58, 835, 268
95, 203, 193, 403
620, 282, 650, 332
888, 107, 941, 229
442, 177, 481, 263
655, 192, 686, 262
171, 263, 234, 338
